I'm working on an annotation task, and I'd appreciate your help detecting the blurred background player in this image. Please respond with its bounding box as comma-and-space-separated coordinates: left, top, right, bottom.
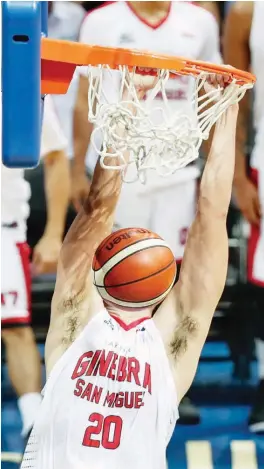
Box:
48, 0, 85, 151
72, 0, 221, 424
25, 0, 85, 252
25, 0, 85, 250
1, 95, 70, 440
224, 1, 264, 433
48, 0, 84, 42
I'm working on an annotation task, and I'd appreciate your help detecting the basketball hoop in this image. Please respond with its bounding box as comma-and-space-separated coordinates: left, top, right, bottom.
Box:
41, 39, 256, 182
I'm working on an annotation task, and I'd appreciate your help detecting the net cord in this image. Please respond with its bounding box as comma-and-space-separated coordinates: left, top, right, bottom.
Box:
87, 65, 252, 183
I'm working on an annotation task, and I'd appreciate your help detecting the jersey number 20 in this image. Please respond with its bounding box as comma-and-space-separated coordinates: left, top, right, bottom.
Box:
82, 413, 123, 450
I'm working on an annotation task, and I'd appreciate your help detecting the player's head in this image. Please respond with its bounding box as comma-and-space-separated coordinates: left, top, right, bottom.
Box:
92, 227, 177, 311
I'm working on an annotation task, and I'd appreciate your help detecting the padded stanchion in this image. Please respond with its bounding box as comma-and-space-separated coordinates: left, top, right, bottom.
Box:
2, 1, 47, 168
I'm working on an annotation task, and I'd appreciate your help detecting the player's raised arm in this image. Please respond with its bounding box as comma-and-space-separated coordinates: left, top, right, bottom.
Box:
53, 137, 128, 310
45, 78, 154, 374
51, 80, 151, 320
46, 111, 131, 373
154, 100, 239, 400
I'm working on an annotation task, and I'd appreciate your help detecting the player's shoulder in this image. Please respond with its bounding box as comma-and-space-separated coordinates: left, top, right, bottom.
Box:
225, 1, 253, 37
174, 1, 218, 27
82, 1, 122, 29
50, 1, 85, 40
228, 0, 253, 17
53, 1, 85, 24
80, 2, 123, 43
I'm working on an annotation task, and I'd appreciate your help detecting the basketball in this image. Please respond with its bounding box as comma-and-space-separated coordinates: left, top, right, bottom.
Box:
92, 228, 176, 308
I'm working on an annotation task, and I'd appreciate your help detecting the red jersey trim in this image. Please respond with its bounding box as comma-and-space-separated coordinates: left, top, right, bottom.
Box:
110, 314, 150, 331
2, 317, 30, 326
126, 1, 172, 30
16, 242, 31, 318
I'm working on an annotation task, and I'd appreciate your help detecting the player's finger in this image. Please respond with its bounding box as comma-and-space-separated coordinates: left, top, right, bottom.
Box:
207, 73, 225, 88
216, 74, 225, 87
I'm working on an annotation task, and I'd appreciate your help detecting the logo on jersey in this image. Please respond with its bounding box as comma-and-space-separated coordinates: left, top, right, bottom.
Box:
107, 341, 131, 354
104, 318, 115, 330
119, 33, 135, 45
180, 31, 196, 39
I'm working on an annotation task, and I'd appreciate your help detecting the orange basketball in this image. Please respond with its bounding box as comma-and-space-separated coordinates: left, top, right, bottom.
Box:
92, 227, 176, 308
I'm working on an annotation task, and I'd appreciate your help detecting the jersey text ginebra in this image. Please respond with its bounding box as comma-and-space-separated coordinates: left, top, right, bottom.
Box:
72, 349, 152, 409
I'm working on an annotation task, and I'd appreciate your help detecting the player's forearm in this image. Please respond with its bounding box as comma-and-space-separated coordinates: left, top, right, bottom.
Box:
43, 151, 70, 239
233, 100, 249, 187
65, 149, 127, 245
73, 105, 93, 173
61, 92, 140, 264
88, 153, 124, 208
198, 105, 238, 217
58, 150, 127, 283
63, 99, 131, 246
201, 125, 215, 158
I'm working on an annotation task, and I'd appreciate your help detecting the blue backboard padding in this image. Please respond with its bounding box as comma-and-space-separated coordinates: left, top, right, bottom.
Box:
41, 1, 48, 37
2, 2, 42, 168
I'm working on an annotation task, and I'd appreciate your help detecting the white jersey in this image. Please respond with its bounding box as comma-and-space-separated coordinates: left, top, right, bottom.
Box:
78, 0, 221, 174
1, 95, 67, 239
248, 2, 264, 286
22, 309, 178, 469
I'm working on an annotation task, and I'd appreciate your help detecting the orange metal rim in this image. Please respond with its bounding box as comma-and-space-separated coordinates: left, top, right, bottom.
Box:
41, 38, 256, 93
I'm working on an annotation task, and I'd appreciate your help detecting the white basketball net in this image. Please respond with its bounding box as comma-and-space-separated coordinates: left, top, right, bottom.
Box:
87, 65, 252, 183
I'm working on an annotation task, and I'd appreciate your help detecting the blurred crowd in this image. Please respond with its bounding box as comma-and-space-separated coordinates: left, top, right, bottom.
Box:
1, 0, 264, 445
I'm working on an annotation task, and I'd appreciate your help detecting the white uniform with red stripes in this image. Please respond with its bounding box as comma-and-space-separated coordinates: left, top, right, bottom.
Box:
248, 2, 264, 286
21, 308, 178, 469
78, 1, 221, 260
1, 95, 67, 326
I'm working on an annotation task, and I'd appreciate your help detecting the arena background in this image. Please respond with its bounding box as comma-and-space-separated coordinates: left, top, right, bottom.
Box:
1, 1, 264, 468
